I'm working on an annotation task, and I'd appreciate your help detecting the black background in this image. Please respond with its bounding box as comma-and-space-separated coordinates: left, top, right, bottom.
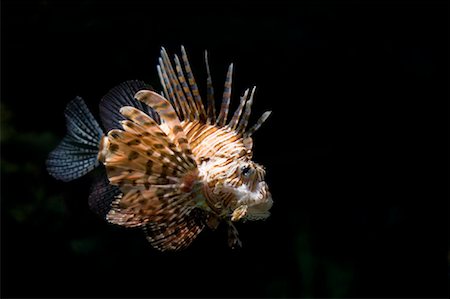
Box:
2, 0, 448, 298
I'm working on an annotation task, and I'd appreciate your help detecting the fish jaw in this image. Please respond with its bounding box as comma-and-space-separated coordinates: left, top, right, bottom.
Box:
229, 181, 272, 221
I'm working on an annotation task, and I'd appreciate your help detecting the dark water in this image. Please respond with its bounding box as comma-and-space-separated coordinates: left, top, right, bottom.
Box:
2, 0, 447, 298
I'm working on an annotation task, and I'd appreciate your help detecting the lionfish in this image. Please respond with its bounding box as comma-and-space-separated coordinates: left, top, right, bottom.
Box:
47, 46, 272, 251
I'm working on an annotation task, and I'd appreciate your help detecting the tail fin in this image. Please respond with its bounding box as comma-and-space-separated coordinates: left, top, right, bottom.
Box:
46, 96, 104, 182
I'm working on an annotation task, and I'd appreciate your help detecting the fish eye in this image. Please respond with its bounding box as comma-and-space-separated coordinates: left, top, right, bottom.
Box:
241, 165, 252, 177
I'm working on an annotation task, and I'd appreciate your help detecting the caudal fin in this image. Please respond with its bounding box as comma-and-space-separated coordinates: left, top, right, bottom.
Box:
46, 96, 104, 182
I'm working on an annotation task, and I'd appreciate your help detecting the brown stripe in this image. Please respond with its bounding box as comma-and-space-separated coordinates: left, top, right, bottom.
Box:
128, 151, 139, 161
173, 125, 183, 134
110, 132, 120, 139
160, 164, 168, 178
127, 139, 141, 146
109, 143, 119, 153
178, 138, 188, 144
146, 160, 153, 175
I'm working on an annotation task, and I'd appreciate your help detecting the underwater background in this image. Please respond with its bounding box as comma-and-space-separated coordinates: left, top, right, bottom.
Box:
2, 0, 447, 298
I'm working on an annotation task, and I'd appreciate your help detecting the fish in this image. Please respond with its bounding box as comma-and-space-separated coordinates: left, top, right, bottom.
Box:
46, 46, 273, 251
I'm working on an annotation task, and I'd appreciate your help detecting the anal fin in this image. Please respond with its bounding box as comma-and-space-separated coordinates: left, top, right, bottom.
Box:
143, 208, 206, 251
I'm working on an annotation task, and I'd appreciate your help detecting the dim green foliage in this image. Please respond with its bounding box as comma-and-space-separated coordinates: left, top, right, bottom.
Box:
2, 104, 66, 228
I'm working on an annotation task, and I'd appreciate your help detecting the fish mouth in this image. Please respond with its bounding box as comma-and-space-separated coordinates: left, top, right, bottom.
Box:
230, 181, 273, 220
246, 193, 272, 220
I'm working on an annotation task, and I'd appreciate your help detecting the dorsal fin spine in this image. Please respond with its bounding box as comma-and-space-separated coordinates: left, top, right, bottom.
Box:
205, 50, 216, 124
180, 45, 207, 121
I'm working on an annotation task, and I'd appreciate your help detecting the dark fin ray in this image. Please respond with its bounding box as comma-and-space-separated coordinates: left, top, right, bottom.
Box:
244, 111, 272, 137
99, 80, 160, 132
180, 45, 207, 121
236, 86, 256, 134
204, 50, 216, 124
88, 167, 121, 219
159, 55, 185, 119
173, 54, 197, 121
229, 88, 249, 130
46, 97, 103, 182
143, 208, 206, 251
216, 63, 233, 126
159, 48, 193, 120
157, 62, 184, 119
157, 66, 170, 103
227, 221, 242, 249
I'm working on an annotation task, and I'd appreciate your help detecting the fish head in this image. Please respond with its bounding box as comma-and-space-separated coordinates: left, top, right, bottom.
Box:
229, 159, 273, 221
198, 139, 272, 222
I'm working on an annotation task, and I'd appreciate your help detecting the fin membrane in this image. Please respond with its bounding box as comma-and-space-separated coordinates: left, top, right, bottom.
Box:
103, 104, 199, 230
99, 80, 160, 132
143, 208, 206, 251
47, 96, 103, 182
88, 168, 122, 219
227, 221, 242, 249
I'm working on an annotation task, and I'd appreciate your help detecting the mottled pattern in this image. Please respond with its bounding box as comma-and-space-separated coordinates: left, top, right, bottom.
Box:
103, 47, 272, 251
47, 46, 272, 252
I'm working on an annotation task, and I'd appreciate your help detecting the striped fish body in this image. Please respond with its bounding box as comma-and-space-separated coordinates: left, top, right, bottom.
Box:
47, 46, 272, 251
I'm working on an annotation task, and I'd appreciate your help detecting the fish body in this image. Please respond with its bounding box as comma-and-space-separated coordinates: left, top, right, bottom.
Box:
47, 46, 272, 251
